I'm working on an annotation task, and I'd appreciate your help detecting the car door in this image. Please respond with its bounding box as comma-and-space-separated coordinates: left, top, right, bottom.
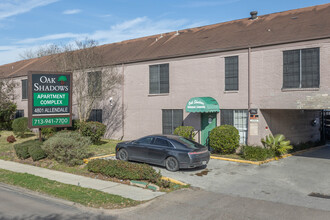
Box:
127, 137, 153, 161
147, 138, 172, 165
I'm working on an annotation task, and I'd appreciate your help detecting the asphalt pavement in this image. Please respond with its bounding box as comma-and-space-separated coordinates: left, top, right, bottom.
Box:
154, 145, 330, 211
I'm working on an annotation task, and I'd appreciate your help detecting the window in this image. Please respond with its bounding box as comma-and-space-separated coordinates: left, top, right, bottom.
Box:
15, 110, 24, 118
162, 109, 183, 134
22, 79, 28, 99
137, 137, 153, 144
221, 109, 248, 144
154, 138, 169, 147
89, 109, 102, 123
149, 64, 169, 94
88, 71, 102, 96
283, 48, 319, 88
225, 56, 238, 91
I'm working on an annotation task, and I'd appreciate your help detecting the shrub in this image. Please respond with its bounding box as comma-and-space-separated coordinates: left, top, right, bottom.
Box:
209, 125, 240, 154
41, 127, 57, 139
7, 135, 16, 143
14, 141, 31, 159
242, 145, 275, 161
80, 121, 106, 144
87, 159, 162, 183
28, 144, 47, 161
0, 102, 16, 130
174, 126, 196, 140
72, 119, 81, 131
12, 117, 29, 138
42, 131, 92, 166
261, 134, 293, 156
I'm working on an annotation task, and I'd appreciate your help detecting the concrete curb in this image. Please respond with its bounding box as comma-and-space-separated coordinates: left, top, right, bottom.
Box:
210, 145, 328, 165
161, 176, 187, 186
83, 154, 115, 163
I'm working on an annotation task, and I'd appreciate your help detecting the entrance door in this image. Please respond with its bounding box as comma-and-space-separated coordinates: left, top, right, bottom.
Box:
201, 113, 217, 146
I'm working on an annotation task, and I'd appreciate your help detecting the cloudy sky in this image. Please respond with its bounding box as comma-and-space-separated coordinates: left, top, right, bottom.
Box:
0, 0, 329, 65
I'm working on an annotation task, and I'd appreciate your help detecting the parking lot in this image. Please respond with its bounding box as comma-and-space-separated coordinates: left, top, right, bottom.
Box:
155, 145, 330, 211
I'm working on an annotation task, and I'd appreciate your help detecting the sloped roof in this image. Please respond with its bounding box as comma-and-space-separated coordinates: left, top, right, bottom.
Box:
1, 3, 330, 78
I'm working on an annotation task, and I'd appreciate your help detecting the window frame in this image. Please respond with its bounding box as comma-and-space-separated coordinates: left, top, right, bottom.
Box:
282, 47, 320, 89
162, 109, 183, 135
89, 109, 103, 123
21, 79, 28, 100
224, 56, 239, 91
15, 110, 24, 118
149, 63, 169, 94
88, 71, 102, 97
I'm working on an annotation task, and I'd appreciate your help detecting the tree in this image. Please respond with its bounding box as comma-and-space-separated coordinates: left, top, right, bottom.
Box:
0, 78, 18, 130
20, 39, 123, 122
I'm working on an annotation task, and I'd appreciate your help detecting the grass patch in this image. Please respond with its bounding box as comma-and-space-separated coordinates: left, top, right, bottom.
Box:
0, 168, 140, 209
0, 131, 37, 160
87, 139, 121, 156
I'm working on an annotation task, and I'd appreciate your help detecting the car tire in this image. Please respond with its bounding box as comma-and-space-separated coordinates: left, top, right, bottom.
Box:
165, 156, 179, 172
117, 148, 129, 161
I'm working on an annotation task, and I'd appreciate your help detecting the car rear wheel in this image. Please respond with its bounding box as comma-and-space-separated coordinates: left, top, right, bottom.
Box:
165, 156, 179, 172
118, 148, 129, 161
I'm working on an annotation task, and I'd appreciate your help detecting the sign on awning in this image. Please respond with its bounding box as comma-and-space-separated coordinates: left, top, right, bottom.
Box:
186, 97, 220, 113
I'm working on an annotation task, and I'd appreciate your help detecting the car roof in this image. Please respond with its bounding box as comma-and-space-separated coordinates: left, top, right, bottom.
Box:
143, 134, 180, 140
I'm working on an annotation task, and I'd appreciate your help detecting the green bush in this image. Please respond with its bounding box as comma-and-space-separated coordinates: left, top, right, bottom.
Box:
28, 144, 47, 161
87, 159, 161, 183
209, 125, 240, 154
0, 102, 17, 130
174, 126, 196, 140
80, 121, 106, 144
242, 145, 275, 161
41, 127, 57, 139
261, 134, 293, 156
42, 131, 92, 166
14, 141, 32, 159
72, 119, 81, 131
12, 117, 29, 138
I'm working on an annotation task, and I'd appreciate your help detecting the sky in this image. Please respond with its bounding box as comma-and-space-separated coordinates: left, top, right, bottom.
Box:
0, 0, 329, 65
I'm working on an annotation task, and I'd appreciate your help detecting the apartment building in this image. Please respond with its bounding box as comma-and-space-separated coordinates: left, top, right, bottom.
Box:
1, 3, 329, 146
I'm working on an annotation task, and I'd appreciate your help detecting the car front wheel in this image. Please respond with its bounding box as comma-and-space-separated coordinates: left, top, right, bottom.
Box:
117, 148, 129, 161
165, 156, 179, 172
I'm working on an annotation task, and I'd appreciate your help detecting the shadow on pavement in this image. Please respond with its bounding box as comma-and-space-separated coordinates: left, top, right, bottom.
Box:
293, 145, 330, 160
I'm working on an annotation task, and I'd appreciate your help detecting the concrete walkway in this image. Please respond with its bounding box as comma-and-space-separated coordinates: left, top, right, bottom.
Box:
0, 160, 165, 201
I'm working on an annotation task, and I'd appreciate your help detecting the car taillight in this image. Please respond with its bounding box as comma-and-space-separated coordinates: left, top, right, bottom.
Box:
188, 150, 208, 155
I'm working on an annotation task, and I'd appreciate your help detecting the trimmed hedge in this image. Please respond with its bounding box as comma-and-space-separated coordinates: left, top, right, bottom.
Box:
42, 131, 92, 166
209, 125, 240, 154
80, 121, 106, 144
174, 126, 195, 140
28, 144, 47, 161
87, 159, 161, 183
14, 140, 47, 161
12, 117, 29, 138
242, 146, 274, 161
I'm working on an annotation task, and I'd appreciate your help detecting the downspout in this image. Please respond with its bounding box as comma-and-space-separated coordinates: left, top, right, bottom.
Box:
121, 63, 125, 140
247, 47, 251, 145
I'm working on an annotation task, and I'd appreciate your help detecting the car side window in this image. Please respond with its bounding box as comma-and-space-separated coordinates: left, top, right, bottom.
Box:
154, 138, 169, 147
137, 137, 153, 144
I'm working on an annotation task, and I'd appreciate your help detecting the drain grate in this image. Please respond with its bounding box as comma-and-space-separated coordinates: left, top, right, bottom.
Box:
308, 192, 330, 199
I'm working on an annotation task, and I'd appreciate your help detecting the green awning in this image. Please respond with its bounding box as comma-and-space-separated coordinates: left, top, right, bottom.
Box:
186, 97, 220, 113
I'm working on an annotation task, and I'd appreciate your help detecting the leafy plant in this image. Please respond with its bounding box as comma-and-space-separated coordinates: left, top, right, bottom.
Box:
261, 134, 293, 156
80, 121, 106, 144
6, 135, 16, 143
242, 145, 274, 161
0, 102, 17, 130
12, 117, 29, 138
209, 125, 240, 154
41, 127, 57, 139
87, 159, 162, 183
174, 126, 196, 140
42, 131, 92, 166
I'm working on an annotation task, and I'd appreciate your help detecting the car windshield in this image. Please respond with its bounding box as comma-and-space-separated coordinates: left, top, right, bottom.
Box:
172, 137, 204, 149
